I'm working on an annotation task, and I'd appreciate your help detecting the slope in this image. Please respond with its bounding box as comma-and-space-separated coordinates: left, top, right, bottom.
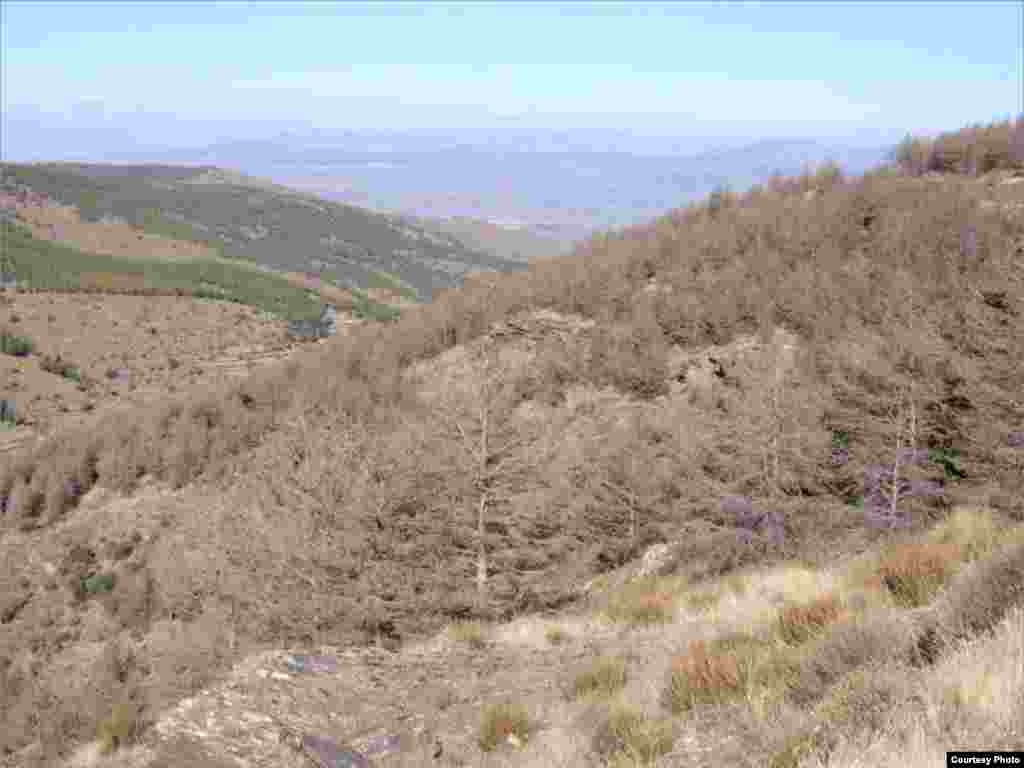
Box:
1, 118, 1023, 767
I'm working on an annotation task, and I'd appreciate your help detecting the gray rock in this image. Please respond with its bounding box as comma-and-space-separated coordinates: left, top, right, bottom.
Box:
301, 734, 369, 768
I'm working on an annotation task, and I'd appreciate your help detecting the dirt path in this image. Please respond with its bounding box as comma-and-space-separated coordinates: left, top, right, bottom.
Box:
100, 629, 603, 768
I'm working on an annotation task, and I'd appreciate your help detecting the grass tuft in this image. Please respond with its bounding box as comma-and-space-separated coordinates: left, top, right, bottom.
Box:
776, 594, 846, 645
448, 620, 488, 649
684, 589, 722, 613
597, 705, 675, 767
96, 701, 136, 755
572, 655, 628, 700
943, 538, 1024, 638
926, 507, 1001, 562
545, 625, 570, 646
605, 578, 677, 626
665, 634, 786, 713
877, 541, 959, 607
478, 700, 531, 752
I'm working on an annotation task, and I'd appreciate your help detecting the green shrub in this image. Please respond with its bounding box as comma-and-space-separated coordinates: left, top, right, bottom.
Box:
0, 398, 16, 426
40, 354, 80, 382
83, 572, 116, 595
0, 329, 34, 357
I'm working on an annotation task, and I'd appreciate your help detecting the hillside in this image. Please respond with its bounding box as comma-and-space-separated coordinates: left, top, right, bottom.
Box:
0, 162, 528, 301
1, 118, 1024, 768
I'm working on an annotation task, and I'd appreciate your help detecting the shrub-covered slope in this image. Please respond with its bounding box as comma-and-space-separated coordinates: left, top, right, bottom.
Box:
1, 119, 1023, 765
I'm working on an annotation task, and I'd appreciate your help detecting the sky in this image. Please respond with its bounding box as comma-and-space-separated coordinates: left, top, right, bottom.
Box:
2, 0, 1022, 158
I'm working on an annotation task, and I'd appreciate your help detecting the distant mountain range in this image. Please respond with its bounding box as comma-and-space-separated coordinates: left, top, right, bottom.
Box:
114, 133, 890, 241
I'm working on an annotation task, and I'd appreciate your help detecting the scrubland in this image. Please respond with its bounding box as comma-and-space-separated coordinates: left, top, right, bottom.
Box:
1, 118, 1023, 766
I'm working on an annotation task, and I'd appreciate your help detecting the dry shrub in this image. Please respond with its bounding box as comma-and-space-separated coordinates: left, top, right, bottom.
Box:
95, 417, 153, 493
572, 655, 628, 700
921, 117, 1024, 175
777, 594, 846, 645
447, 620, 488, 649
942, 538, 1024, 639
595, 704, 674, 767
877, 541, 959, 607
586, 297, 669, 400
788, 611, 918, 707
96, 700, 140, 755
545, 626, 570, 645
512, 336, 583, 406
3, 116, 1023, 553
477, 700, 531, 752
12, 636, 151, 764
812, 663, 915, 745
767, 663, 915, 766
925, 506, 1000, 562
143, 611, 237, 712
768, 731, 823, 768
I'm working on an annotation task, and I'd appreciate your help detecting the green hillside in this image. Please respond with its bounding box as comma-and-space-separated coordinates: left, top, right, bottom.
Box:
0, 219, 324, 323
1, 162, 529, 301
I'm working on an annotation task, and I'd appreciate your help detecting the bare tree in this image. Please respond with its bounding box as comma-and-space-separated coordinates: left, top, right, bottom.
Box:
431, 335, 538, 612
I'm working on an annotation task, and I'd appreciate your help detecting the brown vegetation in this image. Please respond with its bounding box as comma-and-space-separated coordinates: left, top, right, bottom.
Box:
893, 117, 1024, 177
776, 594, 846, 645
2, 118, 1024, 764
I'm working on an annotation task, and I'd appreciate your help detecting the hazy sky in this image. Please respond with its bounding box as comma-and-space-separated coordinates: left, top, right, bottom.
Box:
2, 1, 1022, 156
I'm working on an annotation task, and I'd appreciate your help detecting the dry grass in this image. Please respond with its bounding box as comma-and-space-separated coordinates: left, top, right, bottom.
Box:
683, 588, 722, 613
787, 610, 919, 708
776, 594, 846, 646
812, 663, 915, 743
545, 626, 570, 646
666, 634, 791, 713
448, 620, 489, 649
571, 656, 628, 700
924, 505, 1001, 562
799, 608, 1024, 768
478, 700, 533, 752
95, 701, 139, 755
595, 704, 674, 767
604, 578, 679, 627
942, 537, 1024, 639
876, 541, 959, 608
